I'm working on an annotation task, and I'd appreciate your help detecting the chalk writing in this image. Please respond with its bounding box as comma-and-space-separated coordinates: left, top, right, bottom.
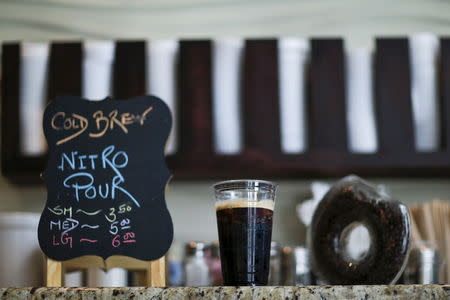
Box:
59, 145, 140, 207
76, 209, 102, 216
80, 238, 98, 243
81, 224, 99, 229
39, 95, 173, 261
112, 233, 136, 248
48, 144, 138, 250
48, 206, 73, 218
49, 218, 79, 234
51, 106, 153, 145
109, 218, 132, 235
52, 233, 73, 248
123, 232, 136, 243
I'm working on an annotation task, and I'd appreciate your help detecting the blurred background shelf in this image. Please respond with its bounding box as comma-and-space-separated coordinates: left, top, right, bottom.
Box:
3, 36, 450, 183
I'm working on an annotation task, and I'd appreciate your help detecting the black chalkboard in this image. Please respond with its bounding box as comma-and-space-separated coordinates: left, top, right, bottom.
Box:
38, 95, 173, 261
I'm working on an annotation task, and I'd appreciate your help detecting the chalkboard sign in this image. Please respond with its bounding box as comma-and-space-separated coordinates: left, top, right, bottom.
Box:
38, 95, 173, 261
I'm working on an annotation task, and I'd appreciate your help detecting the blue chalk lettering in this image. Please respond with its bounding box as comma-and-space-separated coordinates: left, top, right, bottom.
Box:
111, 175, 140, 207
58, 151, 78, 171
63, 172, 94, 201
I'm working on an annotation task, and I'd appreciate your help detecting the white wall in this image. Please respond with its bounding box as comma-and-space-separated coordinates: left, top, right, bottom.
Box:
0, 0, 450, 48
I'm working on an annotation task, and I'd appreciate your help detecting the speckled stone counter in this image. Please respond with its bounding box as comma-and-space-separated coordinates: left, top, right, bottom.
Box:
1, 286, 449, 300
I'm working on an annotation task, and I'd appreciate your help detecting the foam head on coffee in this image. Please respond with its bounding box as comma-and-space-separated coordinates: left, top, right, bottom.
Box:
215, 199, 274, 211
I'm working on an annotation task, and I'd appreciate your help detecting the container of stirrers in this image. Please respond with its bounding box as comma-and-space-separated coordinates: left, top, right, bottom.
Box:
409, 200, 450, 283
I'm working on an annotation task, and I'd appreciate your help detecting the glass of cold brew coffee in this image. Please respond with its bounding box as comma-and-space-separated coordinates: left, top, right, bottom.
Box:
213, 179, 277, 286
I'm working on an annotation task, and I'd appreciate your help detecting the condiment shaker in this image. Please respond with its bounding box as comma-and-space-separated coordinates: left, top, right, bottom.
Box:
205, 241, 222, 286
184, 242, 211, 286
281, 246, 312, 285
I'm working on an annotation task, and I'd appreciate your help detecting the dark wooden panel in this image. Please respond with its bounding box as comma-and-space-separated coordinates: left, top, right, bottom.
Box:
176, 40, 214, 158
375, 38, 415, 154
242, 39, 281, 155
113, 41, 146, 98
308, 39, 347, 153
1, 43, 54, 184
1, 43, 21, 176
440, 38, 450, 151
4, 38, 450, 183
48, 42, 82, 100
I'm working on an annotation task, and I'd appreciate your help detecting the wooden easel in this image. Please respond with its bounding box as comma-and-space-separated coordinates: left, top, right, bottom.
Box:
45, 255, 166, 287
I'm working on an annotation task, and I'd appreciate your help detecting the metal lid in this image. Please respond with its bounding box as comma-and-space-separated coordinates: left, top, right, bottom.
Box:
410, 246, 439, 265
207, 241, 220, 257
185, 241, 207, 256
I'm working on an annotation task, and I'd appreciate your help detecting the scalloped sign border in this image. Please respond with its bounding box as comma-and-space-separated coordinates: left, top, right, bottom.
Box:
38, 95, 173, 261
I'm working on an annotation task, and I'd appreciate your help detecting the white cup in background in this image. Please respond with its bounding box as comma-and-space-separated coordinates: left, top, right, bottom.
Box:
0, 213, 42, 286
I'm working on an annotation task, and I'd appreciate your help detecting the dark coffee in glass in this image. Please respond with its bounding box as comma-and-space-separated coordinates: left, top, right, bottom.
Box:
213, 180, 277, 286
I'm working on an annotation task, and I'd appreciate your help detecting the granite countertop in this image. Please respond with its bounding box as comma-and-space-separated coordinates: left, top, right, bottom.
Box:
1, 285, 449, 300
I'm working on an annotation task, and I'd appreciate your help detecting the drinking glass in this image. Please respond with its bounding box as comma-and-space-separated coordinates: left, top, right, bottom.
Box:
213, 179, 277, 286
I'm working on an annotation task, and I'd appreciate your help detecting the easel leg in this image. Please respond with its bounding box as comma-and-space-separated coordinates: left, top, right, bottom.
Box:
147, 256, 165, 287
46, 257, 64, 287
